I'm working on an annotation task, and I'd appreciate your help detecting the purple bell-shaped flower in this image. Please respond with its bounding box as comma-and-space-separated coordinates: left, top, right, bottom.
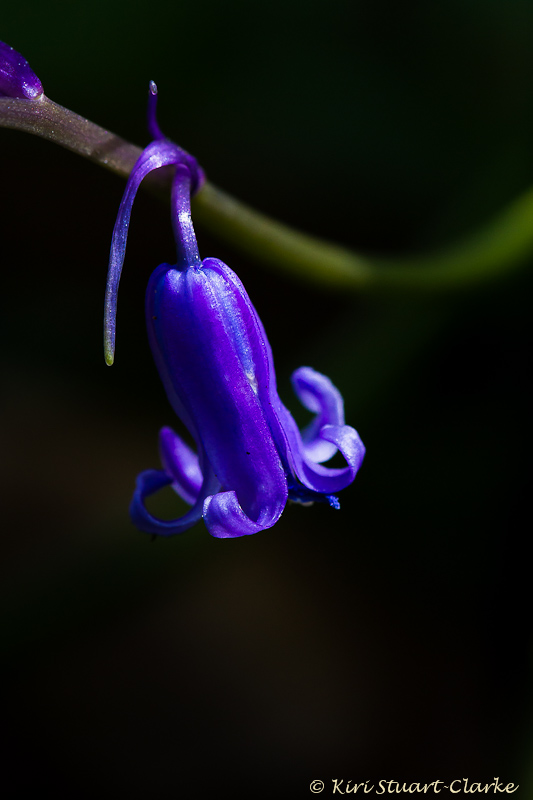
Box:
104, 84, 365, 538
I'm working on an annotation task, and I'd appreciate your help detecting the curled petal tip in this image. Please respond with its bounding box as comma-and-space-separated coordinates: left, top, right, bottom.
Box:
0, 40, 44, 99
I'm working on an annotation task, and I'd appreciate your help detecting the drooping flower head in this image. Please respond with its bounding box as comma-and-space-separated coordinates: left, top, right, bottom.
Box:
104, 84, 365, 538
0, 41, 43, 99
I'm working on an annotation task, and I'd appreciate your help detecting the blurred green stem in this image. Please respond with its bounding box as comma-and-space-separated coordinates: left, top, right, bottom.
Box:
2, 94, 532, 290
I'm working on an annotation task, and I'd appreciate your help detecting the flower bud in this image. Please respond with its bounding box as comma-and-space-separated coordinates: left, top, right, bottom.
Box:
0, 41, 43, 100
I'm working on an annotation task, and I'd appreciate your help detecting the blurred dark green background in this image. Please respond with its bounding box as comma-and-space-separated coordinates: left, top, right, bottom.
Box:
1, 0, 532, 796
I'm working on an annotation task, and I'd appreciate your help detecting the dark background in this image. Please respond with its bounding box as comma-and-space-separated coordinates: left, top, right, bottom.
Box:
1, 1, 531, 796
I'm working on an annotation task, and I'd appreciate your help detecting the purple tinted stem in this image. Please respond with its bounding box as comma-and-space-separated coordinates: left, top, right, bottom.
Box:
104, 140, 194, 365
147, 81, 164, 140
171, 165, 201, 267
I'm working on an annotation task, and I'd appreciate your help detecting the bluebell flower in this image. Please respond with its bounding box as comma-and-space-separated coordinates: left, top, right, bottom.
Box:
104, 84, 365, 538
0, 41, 43, 99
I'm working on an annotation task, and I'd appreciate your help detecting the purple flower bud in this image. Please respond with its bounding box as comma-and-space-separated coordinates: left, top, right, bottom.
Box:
105, 89, 365, 538
0, 41, 43, 99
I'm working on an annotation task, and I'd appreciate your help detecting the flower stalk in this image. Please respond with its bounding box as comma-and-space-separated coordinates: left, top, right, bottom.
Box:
2, 46, 532, 292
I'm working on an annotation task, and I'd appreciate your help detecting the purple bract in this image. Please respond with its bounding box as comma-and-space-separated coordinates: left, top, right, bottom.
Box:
104, 84, 365, 538
0, 41, 43, 99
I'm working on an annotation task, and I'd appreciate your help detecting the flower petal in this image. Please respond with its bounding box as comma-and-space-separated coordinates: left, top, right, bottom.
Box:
203, 489, 284, 539
150, 259, 365, 503
146, 258, 288, 530
291, 366, 345, 463
218, 295, 365, 495
159, 426, 202, 506
130, 460, 220, 537
279, 401, 365, 495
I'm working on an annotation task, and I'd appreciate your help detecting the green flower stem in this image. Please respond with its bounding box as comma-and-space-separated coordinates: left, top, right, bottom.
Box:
2, 94, 532, 290
192, 181, 533, 290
